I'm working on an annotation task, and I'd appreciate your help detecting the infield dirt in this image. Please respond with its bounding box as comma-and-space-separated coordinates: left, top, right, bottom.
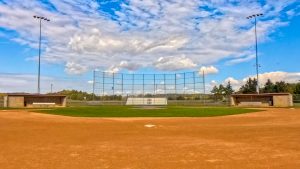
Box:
0, 108, 300, 169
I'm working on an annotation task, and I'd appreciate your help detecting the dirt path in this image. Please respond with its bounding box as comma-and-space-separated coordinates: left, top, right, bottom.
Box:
0, 108, 300, 169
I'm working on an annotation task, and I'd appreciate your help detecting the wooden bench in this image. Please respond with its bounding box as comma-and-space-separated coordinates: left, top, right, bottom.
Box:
31, 102, 56, 107
239, 102, 262, 106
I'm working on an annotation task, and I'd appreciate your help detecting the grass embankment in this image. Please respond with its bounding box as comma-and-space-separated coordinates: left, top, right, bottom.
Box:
35, 106, 261, 117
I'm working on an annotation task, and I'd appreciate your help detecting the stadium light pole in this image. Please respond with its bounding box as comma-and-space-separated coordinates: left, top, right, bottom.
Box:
247, 13, 263, 94
33, 15, 50, 94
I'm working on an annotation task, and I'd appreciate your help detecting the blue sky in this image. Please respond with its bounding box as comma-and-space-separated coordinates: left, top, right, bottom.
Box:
0, 0, 300, 93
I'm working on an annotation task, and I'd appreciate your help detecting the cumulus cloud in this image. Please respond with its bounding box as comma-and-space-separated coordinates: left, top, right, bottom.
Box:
87, 80, 94, 84
65, 62, 88, 75
221, 71, 300, 90
106, 61, 141, 73
224, 77, 241, 85
0, 73, 91, 93
210, 80, 218, 86
153, 55, 196, 71
245, 71, 300, 85
199, 66, 219, 75
0, 0, 299, 74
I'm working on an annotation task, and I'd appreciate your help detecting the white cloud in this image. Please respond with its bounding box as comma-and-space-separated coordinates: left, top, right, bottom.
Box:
210, 80, 218, 86
221, 71, 300, 90
106, 61, 141, 73
65, 62, 88, 75
245, 71, 300, 85
225, 54, 256, 65
0, 73, 92, 93
153, 55, 196, 71
0, 0, 299, 74
199, 66, 219, 75
224, 77, 241, 85
223, 77, 242, 90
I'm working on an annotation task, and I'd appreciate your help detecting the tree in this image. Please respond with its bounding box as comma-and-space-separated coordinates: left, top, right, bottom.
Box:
211, 83, 233, 95
294, 83, 300, 94
262, 79, 275, 93
211, 86, 219, 95
239, 78, 257, 94
274, 81, 289, 93
224, 81, 234, 95
53, 90, 98, 101
211, 84, 224, 95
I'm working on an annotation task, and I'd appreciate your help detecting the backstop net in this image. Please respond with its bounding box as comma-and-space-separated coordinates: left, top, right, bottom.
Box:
93, 71, 205, 105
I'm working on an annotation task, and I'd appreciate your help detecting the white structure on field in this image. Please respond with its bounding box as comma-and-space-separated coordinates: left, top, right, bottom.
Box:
126, 97, 167, 106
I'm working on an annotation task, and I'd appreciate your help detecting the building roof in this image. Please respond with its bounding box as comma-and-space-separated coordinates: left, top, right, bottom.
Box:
231, 93, 291, 97
5, 93, 66, 97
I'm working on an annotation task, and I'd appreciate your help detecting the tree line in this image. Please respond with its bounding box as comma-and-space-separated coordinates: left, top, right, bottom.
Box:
211, 78, 300, 95
52, 78, 300, 101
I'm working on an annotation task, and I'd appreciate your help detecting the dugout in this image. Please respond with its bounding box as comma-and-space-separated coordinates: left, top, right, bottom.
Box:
230, 93, 293, 107
3, 93, 67, 108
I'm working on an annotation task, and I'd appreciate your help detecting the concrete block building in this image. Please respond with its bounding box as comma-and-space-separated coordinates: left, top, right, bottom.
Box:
3, 93, 67, 108
230, 93, 293, 107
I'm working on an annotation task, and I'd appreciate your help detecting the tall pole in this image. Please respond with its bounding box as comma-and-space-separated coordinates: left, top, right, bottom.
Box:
50, 83, 53, 93
143, 74, 145, 104
193, 71, 196, 94
183, 73, 186, 95
102, 72, 105, 98
254, 16, 259, 94
202, 71, 205, 95
153, 74, 156, 95
33, 15, 50, 94
175, 73, 177, 105
164, 74, 166, 99
247, 13, 263, 94
112, 73, 115, 96
92, 70, 95, 100
38, 19, 41, 94
202, 70, 206, 105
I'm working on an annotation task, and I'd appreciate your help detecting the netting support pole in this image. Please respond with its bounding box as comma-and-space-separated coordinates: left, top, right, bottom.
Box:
193, 71, 196, 96
143, 74, 145, 105
184, 72, 186, 95
164, 74, 166, 97
92, 70, 95, 101
112, 73, 115, 96
102, 72, 105, 103
202, 70, 205, 105
121, 73, 124, 95
153, 74, 156, 95
175, 73, 177, 105
132, 74, 135, 97
154, 74, 156, 104
202, 71, 205, 94
121, 73, 124, 105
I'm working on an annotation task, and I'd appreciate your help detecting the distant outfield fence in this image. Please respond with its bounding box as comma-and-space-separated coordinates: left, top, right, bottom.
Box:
67, 94, 300, 107
67, 94, 231, 107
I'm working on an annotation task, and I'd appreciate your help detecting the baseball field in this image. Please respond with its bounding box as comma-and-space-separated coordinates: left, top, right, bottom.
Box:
0, 107, 300, 169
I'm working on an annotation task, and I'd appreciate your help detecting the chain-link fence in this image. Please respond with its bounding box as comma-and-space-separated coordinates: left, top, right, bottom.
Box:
293, 94, 300, 107
93, 71, 205, 98
66, 94, 231, 107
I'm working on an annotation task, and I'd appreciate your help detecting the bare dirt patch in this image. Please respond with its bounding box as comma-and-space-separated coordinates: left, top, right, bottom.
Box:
0, 108, 300, 169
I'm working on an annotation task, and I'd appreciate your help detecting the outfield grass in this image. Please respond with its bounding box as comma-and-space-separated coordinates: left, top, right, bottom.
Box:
35, 106, 261, 117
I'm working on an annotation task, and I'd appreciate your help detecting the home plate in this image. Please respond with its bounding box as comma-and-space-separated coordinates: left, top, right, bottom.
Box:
144, 124, 156, 128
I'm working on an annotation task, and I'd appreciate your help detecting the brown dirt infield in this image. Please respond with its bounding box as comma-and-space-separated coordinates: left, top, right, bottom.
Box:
0, 108, 300, 169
